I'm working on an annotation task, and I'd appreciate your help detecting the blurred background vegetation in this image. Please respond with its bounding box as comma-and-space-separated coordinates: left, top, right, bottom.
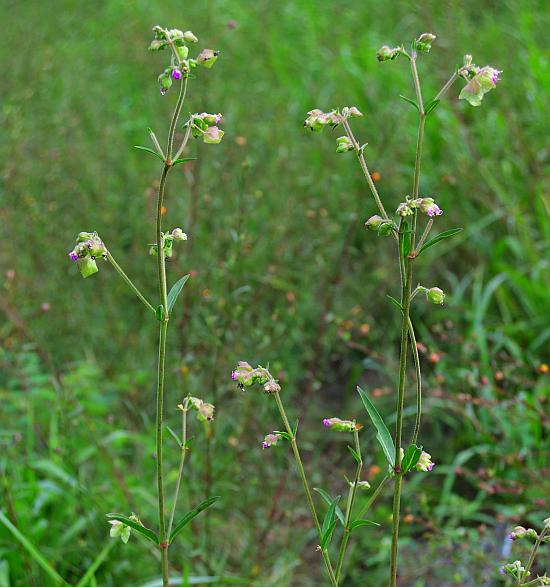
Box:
1, 0, 549, 585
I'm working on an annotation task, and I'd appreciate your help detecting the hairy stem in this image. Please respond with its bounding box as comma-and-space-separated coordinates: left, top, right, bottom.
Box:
335, 429, 363, 583
105, 251, 155, 313
408, 318, 422, 446
522, 528, 548, 583
273, 392, 338, 587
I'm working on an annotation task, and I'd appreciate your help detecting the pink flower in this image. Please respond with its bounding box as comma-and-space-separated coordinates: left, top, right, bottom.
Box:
68, 251, 78, 261
172, 69, 182, 80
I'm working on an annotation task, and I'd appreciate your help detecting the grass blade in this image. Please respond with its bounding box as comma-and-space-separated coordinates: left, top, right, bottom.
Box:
75, 541, 116, 587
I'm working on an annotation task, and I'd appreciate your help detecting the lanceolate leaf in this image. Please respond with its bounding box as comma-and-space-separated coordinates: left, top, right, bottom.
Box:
105, 514, 159, 545
134, 145, 165, 161
313, 488, 345, 526
424, 99, 441, 116
386, 295, 403, 311
357, 386, 396, 467
169, 496, 220, 544
347, 445, 361, 464
418, 228, 463, 255
167, 274, 190, 315
320, 495, 340, 549
172, 157, 197, 167
399, 95, 420, 112
349, 519, 380, 531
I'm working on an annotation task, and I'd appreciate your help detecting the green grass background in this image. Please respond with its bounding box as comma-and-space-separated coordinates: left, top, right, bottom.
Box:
1, 0, 549, 585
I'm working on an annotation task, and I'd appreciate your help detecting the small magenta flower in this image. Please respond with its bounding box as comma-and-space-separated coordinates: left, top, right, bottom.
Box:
231, 370, 238, 381
416, 451, 434, 472
418, 197, 443, 217
68, 251, 78, 262
323, 418, 331, 427
261, 433, 281, 449
172, 69, 182, 80
508, 526, 527, 541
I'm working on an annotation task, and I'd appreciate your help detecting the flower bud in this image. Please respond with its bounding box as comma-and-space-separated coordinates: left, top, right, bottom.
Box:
322, 418, 358, 432
261, 433, 281, 449
376, 45, 400, 62
365, 215, 385, 231
183, 30, 198, 43
188, 396, 215, 422
336, 136, 354, 153
175, 45, 188, 62
396, 202, 413, 217
355, 480, 371, 490
149, 39, 167, 52
342, 106, 363, 118
109, 520, 131, 543
197, 49, 219, 69
463, 54, 473, 67
416, 33, 436, 53
415, 451, 434, 472
158, 72, 172, 95
426, 287, 445, 305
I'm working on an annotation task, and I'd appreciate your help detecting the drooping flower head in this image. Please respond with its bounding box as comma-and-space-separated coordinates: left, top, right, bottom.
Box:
232, 362, 280, 393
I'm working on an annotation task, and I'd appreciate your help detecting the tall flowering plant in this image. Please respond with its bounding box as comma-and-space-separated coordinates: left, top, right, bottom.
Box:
67, 25, 222, 586
233, 33, 505, 586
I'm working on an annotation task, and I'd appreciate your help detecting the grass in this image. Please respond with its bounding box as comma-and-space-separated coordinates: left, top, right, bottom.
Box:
1, 0, 550, 585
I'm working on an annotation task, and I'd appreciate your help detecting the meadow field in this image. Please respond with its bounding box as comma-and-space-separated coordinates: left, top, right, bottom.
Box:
1, 1, 549, 585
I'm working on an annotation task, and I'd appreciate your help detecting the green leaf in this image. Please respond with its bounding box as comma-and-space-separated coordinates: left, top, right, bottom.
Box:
320, 495, 340, 549
273, 430, 292, 442
292, 419, 299, 438
401, 444, 422, 474
399, 95, 419, 112
424, 99, 440, 116
169, 496, 220, 544
386, 295, 403, 311
349, 519, 380, 531
347, 445, 361, 464
156, 305, 165, 322
105, 514, 158, 545
172, 157, 197, 167
418, 228, 463, 255
0, 511, 70, 586
167, 274, 190, 315
400, 221, 413, 259
166, 425, 182, 447
313, 488, 345, 526
134, 145, 165, 161
357, 386, 396, 467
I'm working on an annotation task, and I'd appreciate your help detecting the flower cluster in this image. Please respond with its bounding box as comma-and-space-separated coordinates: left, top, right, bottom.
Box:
396, 197, 443, 218
191, 113, 225, 145
231, 362, 281, 393
149, 227, 188, 257
261, 433, 282, 449
149, 26, 219, 95
322, 417, 361, 432
303, 105, 362, 133
68, 232, 107, 278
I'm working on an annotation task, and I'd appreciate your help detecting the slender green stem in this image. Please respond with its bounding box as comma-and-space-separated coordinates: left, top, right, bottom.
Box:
105, 251, 155, 314
433, 71, 458, 103
167, 77, 188, 163
167, 399, 190, 538
414, 219, 433, 255
389, 253, 413, 587
408, 318, 422, 446
522, 528, 548, 584
273, 393, 338, 587
357, 474, 389, 519
341, 117, 390, 222
335, 429, 363, 583
155, 75, 189, 587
